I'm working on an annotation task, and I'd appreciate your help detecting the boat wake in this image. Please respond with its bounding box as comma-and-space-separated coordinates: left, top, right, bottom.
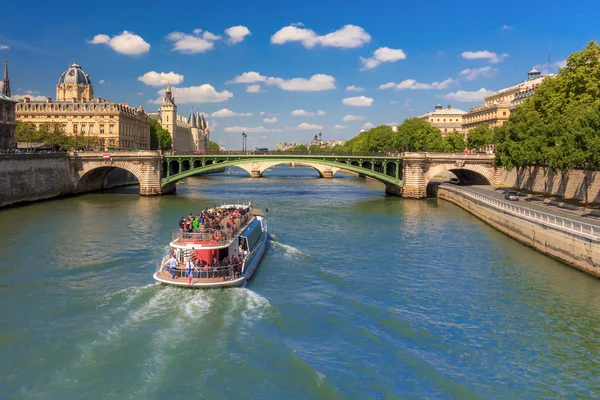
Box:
270, 238, 309, 258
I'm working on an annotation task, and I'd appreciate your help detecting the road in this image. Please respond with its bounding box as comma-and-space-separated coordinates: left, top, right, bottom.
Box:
458, 184, 600, 228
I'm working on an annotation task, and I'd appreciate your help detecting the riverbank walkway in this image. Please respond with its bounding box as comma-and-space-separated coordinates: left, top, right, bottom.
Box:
461, 185, 600, 229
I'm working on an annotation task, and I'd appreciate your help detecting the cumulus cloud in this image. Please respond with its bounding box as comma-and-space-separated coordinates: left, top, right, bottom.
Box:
138, 71, 184, 86
362, 122, 374, 130
225, 26, 251, 44
334, 124, 346, 129
342, 96, 374, 107
211, 108, 253, 117
533, 59, 567, 71
443, 88, 493, 102
259, 111, 265, 115
297, 123, 323, 130
458, 66, 498, 81
379, 78, 453, 90
166, 30, 221, 54
98, 80, 105, 84
87, 31, 150, 55
501, 25, 513, 30
264, 117, 277, 123
151, 84, 233, 104
224, 126, 283, 133
12, 93, 48, 101
461, 50, 509, 63
360, 47, 407, 70
343, 115, 364, 121
227, 71, 335, 92
246, 84, 265, 93
0, 45, 9, 50
346, 85, 364, 92
291, 109, 326, 116
270, 24, 371, 49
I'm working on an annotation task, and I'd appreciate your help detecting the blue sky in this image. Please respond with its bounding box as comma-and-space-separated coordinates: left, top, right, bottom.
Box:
1, 0, 598, 149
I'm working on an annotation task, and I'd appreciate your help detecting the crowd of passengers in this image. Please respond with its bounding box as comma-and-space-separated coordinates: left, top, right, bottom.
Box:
178, 205, 251, 234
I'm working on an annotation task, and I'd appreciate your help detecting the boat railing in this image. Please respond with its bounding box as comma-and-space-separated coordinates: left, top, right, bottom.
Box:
158, 261, 243, 281
172, 214, 252, 245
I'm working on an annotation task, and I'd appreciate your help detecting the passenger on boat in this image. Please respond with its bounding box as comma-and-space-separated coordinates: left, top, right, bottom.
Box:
185, 258, 195, 284
166, 255, 179, 279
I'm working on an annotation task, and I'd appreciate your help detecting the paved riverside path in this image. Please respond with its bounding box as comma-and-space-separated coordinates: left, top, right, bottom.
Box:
460, 185, 600, 228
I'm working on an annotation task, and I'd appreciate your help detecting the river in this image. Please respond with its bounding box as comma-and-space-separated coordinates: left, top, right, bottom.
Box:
1, 166, 599, 399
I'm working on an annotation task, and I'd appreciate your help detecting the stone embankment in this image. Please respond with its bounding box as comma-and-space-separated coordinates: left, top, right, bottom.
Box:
438, 184, 600, 277
0, 153, 138, 208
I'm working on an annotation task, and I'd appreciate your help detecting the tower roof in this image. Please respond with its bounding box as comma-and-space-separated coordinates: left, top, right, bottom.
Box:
58, 60, 92, 85
189, 111, 197, 128
2, 57, 10, 97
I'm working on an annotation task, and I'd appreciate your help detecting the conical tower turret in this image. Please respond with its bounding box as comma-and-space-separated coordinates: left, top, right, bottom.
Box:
2, 57, 11, 97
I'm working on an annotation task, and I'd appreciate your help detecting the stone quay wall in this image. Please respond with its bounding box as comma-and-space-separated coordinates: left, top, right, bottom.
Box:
502, 167, 600, 204
0, 154, 138, 208
438, 184, 600, 278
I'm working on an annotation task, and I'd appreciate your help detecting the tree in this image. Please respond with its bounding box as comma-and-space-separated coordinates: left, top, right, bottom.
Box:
292, 144, 308, 152
394, 118, 445, 152
444, 130, 465, 153
466, 125, 493, 151
150, 119, 172, 150
208, 141, 220, 152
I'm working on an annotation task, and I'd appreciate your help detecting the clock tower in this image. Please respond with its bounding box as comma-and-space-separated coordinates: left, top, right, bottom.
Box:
56, 60, 94, 101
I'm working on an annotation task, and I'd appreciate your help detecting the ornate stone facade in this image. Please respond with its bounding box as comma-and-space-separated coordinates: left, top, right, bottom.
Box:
418, 104, 466, 136
0, 93, 17, 150
147, 84, 210, 152
15, 61, 150, 151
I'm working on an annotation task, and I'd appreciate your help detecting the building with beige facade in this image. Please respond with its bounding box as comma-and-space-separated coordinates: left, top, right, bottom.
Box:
147, 83, 210, 152
462, 69, 553, 132
418, 104, 466, 136
15, 60, 150, 151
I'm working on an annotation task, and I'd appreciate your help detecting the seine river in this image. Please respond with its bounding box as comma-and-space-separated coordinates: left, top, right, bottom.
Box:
1, 166, 599, 399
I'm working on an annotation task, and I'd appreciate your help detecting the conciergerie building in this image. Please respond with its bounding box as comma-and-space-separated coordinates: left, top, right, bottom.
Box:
15, 60, 151, 151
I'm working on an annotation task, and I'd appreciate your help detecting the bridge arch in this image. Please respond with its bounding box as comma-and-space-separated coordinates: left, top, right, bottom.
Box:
75, 161, 144, 193
234, 161, 341, 178
423, 163, 494, 185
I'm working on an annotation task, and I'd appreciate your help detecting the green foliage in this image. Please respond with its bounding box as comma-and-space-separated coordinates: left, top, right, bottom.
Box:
466, 126, 493, 151
443, 130, 466, 153
496, 40, 600, 170
208, 141, 220, 152
291, 144, 308, 152
308, 144, 322, 152
150, 119, 172, 150
15, 121, 99, 150
394, 118, 445, 152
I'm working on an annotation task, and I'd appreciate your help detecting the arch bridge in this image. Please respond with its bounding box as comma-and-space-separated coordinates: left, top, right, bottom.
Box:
68, 151, 498, 198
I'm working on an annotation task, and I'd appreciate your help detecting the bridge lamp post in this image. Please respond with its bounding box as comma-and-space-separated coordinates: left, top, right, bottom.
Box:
242, 132, 247, 154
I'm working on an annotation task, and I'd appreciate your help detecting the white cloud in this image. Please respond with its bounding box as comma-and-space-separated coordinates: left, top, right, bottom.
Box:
387, 121, 400, 127
290, 109, 326, 116
224, 126, 283, 133
362, 122, 374, 130
264, 117, 277, 123
12, 94, 48, 101
533, 59, 567, 71
444, 88, 493, 102
166, 30, 221, 54
334, 125, 346, 129
98, 80, 105, 84
211, 108, 253, 117
87, 31, 150, 55
297, 123, 323, 130
360, 47, 407, 70
227, 71, 335, 92
0, 45, 9, 50
461, 50, 509, 64
343, 115, 364, 122
390, 100, 398, 104
270, 24, 371, 49
151, 84, 233, 104
246, 84, 264, 93
138, 71, 184, 86
137, 92, 143, 96
225, 26, 251, 44
501, 25, 513, 30
346, 85, 364, 92
459, 66, 498, 81
342, 96, 374, 107
379, 78, 453, 90
259, 111, 265, 115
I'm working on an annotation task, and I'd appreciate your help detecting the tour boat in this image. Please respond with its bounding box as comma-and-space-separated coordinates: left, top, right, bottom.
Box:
154, 203, 268, 288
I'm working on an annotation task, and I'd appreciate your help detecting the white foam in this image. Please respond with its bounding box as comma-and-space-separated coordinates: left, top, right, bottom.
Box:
271, 240, 307, 257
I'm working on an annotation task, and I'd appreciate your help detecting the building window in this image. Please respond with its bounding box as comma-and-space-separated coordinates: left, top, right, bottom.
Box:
73, 124, 78, 134
503, 111, 507, 116
100, 124, 105, 134
166, 115, 169, 122
89, 124, 94, 134
109, 124, 114, 134
61, 124, 66, 132
81, 124, 86, 134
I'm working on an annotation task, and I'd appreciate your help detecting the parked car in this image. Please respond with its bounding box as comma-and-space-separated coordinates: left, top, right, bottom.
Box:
448, 178, 460, 185
504, 190, 519, 201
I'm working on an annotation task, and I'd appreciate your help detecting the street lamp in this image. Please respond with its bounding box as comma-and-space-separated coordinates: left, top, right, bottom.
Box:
242, 131, 247, 154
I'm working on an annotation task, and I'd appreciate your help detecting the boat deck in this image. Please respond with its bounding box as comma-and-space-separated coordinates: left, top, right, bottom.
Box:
156, 269, 242, 285
172, 211, 253, 247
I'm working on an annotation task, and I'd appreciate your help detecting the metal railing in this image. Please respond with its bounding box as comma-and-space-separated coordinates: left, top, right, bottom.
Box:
173, 214, 252, 245
165, 150, 401, 157
439, 183, 600, 239
159, 261, 243, 281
